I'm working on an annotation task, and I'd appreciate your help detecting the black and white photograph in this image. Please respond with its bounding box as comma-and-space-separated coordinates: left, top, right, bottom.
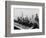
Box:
14, 8, 39, 30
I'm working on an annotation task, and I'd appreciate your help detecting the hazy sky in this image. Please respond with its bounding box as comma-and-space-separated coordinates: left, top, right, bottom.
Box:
14, 8, 39, 19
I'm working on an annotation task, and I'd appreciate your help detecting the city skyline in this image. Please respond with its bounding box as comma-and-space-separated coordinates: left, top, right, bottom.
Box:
14, 8, 39, 20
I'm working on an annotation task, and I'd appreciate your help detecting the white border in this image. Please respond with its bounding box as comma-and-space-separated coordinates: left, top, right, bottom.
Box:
11, 5, 42, 34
